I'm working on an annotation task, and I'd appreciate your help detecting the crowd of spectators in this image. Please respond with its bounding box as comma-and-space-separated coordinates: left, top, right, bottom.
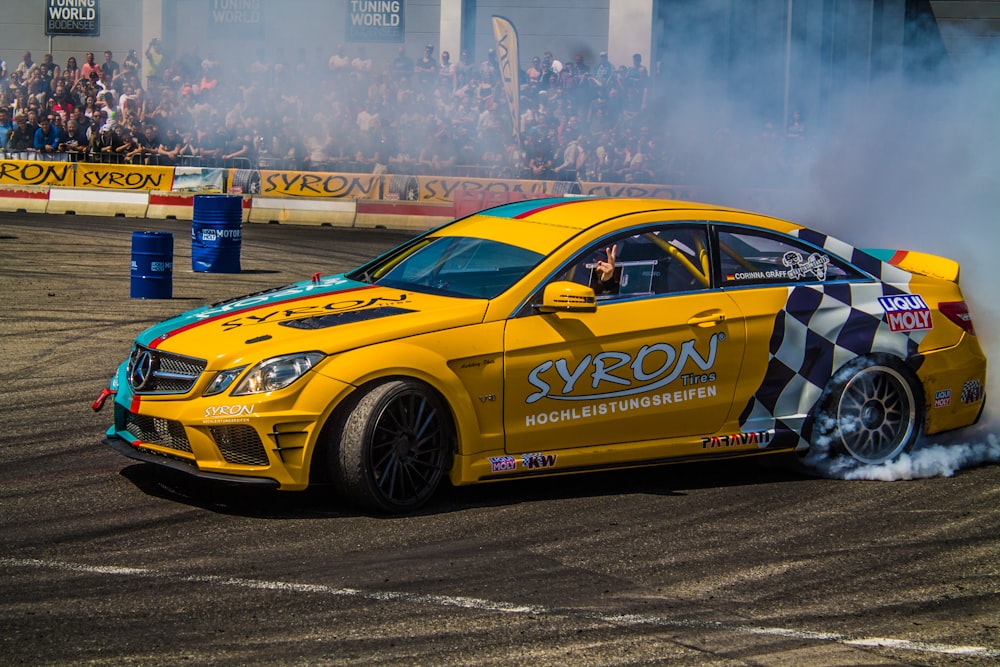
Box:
0, 41, 811, 186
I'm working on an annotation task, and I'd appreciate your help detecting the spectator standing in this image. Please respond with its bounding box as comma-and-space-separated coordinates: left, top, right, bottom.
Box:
526, 56, 543, 85
350, 46, 372, 80
390, 46, 414, 82
553, 131, 584, 180
42, 53, 60, 82
71, 106, 91, 136
129, 123, 159, 164
33, 115, 59, 155
414, 45, 437, 90
86, 108, 106, 144
114, 124, 137, 161
155, 126, 183, 165
101, 51, 121, 81
80, 53, 100, 82
626, 53, 649, 110
145, 39, 164, 84
542, 51, 561, 77
15, 51, 38, 79
438, 51, 457, 94
51, 81, 76, 115
63, 56, 80, 83
328, 44, 350, 81
455, 49, 474, 87
8, 114, 35, 154
123, 49, 140, 76
222, 128, 252, 166
58, 118, 88, 156
0, 107, 13, 153
593, 51, 613, 85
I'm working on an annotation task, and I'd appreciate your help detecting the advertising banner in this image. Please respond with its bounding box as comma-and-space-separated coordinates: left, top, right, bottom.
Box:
0, 160, 75, 187
259, 170, 383, 199
45, 0, 100, 37
76, 163, 174, 190
173, 167, 226, 193
579, 182, 704, 200
346, 0, 405, 43
415, 175, 566, 204
209, 0, 264, 39
491, 15, 522, 147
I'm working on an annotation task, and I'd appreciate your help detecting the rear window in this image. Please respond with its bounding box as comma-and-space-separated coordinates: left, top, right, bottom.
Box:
717, 228, 864, 285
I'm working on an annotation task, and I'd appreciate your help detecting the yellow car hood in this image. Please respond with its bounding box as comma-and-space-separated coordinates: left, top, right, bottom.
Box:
136, 275, 488, 368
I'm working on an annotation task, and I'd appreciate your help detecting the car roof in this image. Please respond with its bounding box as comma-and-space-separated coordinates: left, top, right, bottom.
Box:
436, 197, 801, 256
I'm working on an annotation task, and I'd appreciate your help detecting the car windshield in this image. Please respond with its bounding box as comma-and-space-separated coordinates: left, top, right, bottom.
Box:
350, 236, 545, 299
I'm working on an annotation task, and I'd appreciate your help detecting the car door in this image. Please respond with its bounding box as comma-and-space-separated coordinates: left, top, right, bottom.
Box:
502, 223, 747, 455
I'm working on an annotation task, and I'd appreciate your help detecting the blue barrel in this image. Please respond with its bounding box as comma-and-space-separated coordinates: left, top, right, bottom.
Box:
130, 231, 173, 299
192, 194, 243, 273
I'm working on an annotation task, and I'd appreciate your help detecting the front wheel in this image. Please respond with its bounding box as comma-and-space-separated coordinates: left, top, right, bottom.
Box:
332, 379, 451, 513
812, 359, 922, 465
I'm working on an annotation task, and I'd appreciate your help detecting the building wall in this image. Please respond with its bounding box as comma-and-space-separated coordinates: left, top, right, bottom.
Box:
2, 1, 994, 111
1, 1, 621, 81
930, 0, 1000, 63
0, 0, 144, 72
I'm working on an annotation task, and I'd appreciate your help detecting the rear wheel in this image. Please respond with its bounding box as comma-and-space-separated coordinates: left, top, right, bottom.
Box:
812, 359, 922, 465
332, 379, 451, 513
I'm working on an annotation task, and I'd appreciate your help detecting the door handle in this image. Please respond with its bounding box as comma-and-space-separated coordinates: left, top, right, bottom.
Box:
687, 310, 726, 327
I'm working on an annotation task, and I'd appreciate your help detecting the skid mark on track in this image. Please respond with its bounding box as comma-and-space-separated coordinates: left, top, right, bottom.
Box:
4, 557, 997, 659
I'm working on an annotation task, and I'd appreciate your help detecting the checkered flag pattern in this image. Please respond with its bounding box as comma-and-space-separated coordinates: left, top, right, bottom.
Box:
739, 229, 928, 450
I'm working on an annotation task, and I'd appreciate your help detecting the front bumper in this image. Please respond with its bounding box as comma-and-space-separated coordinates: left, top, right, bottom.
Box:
104, 435, 280, 487
102, 365, 355, 490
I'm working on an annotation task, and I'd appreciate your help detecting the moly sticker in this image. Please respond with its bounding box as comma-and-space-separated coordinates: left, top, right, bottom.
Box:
878, 294, 933, 332
934, 389, 952, 408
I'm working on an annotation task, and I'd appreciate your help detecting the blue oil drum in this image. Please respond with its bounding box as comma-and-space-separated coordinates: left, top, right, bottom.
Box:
130, 231, 173, 299
191, 194, 243, 273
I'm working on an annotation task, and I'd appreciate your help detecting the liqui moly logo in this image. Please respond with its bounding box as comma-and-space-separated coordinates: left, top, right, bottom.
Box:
489, 456, 517, 473
878, 294, 933, 333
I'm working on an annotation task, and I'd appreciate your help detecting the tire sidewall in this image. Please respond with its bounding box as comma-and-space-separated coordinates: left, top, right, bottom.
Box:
332, 379, 450, 513
811, 355, 924, 465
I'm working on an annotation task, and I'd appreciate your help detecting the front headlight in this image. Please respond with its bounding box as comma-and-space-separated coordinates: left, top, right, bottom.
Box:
230, 352, 325, 396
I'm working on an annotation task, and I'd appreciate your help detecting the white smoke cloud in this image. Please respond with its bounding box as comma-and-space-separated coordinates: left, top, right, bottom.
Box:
804, 433, 1000, 481
654, 15, 999, 480
790, 45, 1000, 480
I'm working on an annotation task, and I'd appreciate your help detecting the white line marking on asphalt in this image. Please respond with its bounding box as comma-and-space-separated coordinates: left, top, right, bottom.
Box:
4, 557, 997, 658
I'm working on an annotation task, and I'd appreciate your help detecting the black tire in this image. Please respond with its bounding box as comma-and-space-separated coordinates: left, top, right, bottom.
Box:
332, 379, 451, 513
387, 174, 420, 201
812, 358, 922, 465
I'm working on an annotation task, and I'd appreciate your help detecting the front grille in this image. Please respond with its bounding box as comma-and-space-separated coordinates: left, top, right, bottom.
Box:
125, 413, 192, 453
211, 425, 269, 466
127, 345, 207, 395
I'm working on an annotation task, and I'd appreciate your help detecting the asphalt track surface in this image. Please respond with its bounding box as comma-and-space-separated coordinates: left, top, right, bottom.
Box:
1, 211, 998, 666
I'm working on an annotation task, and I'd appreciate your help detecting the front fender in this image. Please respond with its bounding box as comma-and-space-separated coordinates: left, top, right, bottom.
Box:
313, 321, 506, 456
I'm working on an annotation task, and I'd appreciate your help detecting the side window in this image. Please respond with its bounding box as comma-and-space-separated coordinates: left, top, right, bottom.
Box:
555, 224, 710, 300
716, 228, 863, 286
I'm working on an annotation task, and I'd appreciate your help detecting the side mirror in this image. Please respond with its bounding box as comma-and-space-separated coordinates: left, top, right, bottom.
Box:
536, 281, 597, 313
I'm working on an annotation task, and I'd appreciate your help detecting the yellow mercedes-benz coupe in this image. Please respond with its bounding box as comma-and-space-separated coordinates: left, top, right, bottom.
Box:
96, 198, 987, 512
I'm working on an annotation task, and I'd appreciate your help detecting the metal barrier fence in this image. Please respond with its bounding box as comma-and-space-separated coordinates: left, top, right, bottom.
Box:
0, 150, 674, 186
